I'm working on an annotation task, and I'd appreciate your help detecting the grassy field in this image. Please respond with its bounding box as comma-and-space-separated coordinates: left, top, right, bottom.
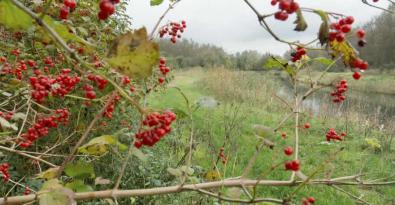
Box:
148, 68, 395, 205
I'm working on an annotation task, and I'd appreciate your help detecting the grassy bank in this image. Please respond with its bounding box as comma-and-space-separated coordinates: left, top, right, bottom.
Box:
147, 68, 394, 204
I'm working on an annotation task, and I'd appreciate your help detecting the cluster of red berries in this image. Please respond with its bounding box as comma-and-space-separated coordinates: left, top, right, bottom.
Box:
0, 111, 14, 121
29, 69, 81, 103
284, 146, 294, 156
0, 60, 28, 80
0, 163, 10, 182
19, 109, 70, 147
159, 21, 187, 43
98, 0, 120, 20
218, 147, 227, 164
134, 111, 176, 148
83, 85, 96, 100
120, 76, 136, 92
351, 58, 369, 80
87, 74, 108, 90
290, 47, 307, 62
325, 128, 346, 142
59, 0, 77, 20
330, 79, 348, 103
329, 16, 354, 42
285, 159, 300, 171
301, 197, 316, 205
158, 57, 171, 84
102, 94, 121, 119
271, 0, 300, 21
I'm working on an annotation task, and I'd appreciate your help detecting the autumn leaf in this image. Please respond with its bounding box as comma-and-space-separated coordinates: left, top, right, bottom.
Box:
106, 27, 160, 78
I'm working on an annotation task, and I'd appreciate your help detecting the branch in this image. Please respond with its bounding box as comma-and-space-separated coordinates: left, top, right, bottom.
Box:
0, 145, 56, 167
1, 178, 394, 204
362, 0, 394, 13
56, 92, 119, 177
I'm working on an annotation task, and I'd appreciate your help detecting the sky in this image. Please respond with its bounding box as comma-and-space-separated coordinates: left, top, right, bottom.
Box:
127, 0, 389, 55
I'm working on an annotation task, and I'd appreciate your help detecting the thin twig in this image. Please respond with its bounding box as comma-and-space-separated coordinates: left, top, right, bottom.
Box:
0, 145, 56, 167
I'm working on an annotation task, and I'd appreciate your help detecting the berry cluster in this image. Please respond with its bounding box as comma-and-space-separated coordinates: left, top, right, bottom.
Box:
351, 58, 369, 80
285, 159, 300, 171
134, 111, 176, 148
290, 47, 307, 62
0, 60, 28, 80
59, 0, 77, 20
284, 146, 294, 156
325, 128, 346, 142
83, 85, 96, 100
102, 94, 121, 119
29, 69, 81, 103
0, 163, 10, 182
271, 0, 300, 21
159, 21, 187, 43
87, 74, 108, 90
301, 197, 316, 205
329, 16, 354, 42
19, 109, 70, 147
0, 111, 14, 121
218, 147, 227, 164
330, 79, 348, 103
98, 0, 120, 20
158, 57, 171, 84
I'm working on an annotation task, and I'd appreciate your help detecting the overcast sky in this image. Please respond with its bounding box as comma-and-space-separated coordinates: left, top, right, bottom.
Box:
127, 0, 389, 55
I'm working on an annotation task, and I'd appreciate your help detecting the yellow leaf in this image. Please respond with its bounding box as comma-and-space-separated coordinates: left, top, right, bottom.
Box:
106, 27, 160, 78
330, 40, 357, 66
35, 167, 60, 180
204, 170, 221, 181
78, 135, 127, 156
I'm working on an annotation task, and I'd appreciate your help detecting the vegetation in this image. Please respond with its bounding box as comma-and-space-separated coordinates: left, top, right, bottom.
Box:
0, 0, 394, 205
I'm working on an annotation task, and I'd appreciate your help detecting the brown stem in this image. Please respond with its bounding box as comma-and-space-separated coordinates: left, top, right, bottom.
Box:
0, 145, 56, 167
56, 92, 118, 178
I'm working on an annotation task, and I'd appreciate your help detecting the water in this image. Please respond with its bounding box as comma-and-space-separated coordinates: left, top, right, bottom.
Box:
277, 85, 395, 126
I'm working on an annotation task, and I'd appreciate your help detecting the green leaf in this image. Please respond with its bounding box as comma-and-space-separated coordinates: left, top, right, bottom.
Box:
106, 27, 160, 78
314, 10, 329, 45
150, 0, 164, 6
313, 57, 334, 66
0, 117, 17, 131
167, 167, 182, 177
39, 179, 76, 205
263, 57, 287, 69
65, 180, 93, 192
253, 124, 275, 138
78, 135, 127, 156
294, 9, 308, 31
0, 0, 33, 30
132, 147, 147, 162
41, 16, 92, 46
65, 162, 95, 179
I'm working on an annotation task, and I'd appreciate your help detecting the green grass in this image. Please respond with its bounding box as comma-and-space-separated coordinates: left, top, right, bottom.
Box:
148, 68, 395, 205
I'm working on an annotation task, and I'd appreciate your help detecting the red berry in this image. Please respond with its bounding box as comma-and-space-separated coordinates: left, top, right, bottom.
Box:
304, 123, 311, 129
356, 29, 365, 38
158, 77, 165, 84
341, 25, 351, 33
353, 72, 361, 80
64, 0, 77, 9
281, 132, 287, 139
344, 16, 354, 24
284, 146, 293, 156
308, 197, 315, 203
59, 6, 70, 20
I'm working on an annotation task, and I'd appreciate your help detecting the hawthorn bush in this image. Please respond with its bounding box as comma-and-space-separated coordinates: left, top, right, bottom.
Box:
0, 0, 394, 204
